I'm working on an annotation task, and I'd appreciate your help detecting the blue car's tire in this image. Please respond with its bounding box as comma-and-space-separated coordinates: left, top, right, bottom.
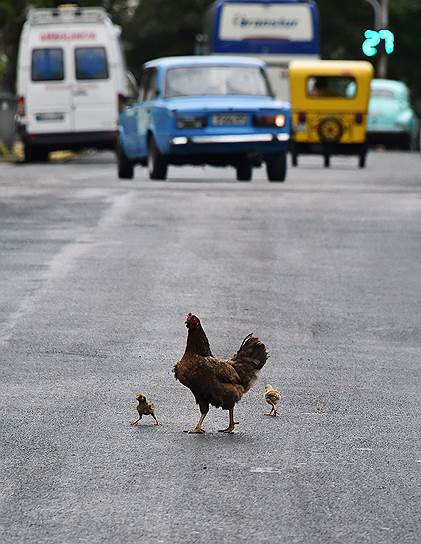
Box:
116, 139, 134, 179
266, 152, 287, 182
148, 138, 167, 180
236, 161, 252, 181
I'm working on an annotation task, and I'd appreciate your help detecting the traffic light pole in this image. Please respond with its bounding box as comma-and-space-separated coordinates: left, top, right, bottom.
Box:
364, 0, 389, 78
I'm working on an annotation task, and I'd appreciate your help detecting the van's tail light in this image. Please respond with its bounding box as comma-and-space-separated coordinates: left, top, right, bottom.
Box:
355, 112, 363, 124
118, 93, 126, 113
298, 112, 306, 123
17, 96, 25, 117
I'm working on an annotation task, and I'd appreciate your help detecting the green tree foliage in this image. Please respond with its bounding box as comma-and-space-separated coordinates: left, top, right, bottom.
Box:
318, 0, 421, 109
0, 0, 132, 90
0, 0, 32, 90
1, 0, 421, 108
124, 0, 213, 82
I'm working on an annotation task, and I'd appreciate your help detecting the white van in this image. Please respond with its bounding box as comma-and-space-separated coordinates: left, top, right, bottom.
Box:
16, 4, 130, 162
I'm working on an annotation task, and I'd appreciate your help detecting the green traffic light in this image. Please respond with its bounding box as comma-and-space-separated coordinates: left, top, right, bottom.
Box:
379, 29, 395, 54
362, 29, 395, 57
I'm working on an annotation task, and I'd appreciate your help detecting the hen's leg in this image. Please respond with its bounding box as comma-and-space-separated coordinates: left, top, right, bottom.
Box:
185, 403, 208, 434
219, 408, 238, 433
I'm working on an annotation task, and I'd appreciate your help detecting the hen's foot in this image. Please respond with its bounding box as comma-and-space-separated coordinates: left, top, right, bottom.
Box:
218, 422, 238, 433
218, 427, 235, 433
184, 427, 205, 434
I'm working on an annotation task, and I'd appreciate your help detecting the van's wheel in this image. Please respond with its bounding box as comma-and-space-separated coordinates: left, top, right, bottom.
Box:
358, 151, 367, 168
148, 137, 167, 180
292, 152, 298, 167
324, 154, 331, 168
266, 152, 287, 182
236, 161, 252, 181
116, 140, 134, 179
24, 143, 49, 163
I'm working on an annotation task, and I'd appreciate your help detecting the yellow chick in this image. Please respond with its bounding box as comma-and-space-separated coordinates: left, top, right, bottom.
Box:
130, 393, 160, 426
264, 384, 281, 416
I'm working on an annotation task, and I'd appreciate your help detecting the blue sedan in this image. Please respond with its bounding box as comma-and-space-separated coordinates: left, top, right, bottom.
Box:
117, 56, 291, 181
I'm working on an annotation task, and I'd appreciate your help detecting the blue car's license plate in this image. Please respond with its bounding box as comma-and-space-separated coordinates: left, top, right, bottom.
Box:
212, 114, 248, 126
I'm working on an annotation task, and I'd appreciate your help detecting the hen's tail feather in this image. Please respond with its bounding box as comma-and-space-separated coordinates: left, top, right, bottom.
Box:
230, 334, 270, 392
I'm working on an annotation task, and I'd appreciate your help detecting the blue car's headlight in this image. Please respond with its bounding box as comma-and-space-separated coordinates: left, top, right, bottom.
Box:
254, 114, 286, 128
176, 116, 207, 129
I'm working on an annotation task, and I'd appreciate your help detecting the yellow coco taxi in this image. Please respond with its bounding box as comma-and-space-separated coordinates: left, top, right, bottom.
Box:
289, 60, 374, 168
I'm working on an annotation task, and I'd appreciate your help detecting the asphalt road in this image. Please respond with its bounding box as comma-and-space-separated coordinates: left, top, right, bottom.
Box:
0, 151, 420, 544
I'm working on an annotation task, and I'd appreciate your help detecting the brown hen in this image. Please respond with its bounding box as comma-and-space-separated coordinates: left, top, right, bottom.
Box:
173, 313, 269, 433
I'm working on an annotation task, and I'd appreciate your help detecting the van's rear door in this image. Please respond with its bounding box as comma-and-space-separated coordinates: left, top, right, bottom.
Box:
27, 46, 73, 134
72, 46, 117, 132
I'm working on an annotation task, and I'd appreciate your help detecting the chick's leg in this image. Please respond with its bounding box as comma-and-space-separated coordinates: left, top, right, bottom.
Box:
151, 413, 160, 426
265, 402, 276, 416
219, 408, 238, 433
130, 415, 142, 426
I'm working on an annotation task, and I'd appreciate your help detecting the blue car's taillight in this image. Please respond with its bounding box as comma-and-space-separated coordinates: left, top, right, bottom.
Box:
254, 114, 286, 128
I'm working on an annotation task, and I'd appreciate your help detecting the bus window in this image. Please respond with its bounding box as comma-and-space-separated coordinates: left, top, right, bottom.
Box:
31, 48, 64, 81
307, 76, 357, 99
75, 47, 109, 80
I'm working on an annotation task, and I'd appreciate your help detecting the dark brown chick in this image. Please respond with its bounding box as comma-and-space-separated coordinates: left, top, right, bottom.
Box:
264, 384, 281, 416
130, 393, 159, 426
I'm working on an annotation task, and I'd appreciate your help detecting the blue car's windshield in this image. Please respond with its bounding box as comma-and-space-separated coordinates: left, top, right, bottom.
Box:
165, 65, 271, 98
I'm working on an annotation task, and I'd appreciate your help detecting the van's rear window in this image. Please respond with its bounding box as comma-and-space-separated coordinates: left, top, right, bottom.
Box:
31, 48, 64, 82
75, 47, 109, 80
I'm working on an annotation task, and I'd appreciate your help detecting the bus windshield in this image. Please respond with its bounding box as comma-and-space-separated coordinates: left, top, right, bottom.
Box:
219, 2, 314, 44
165, 65, 271, 97
208, 1, 319, 55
